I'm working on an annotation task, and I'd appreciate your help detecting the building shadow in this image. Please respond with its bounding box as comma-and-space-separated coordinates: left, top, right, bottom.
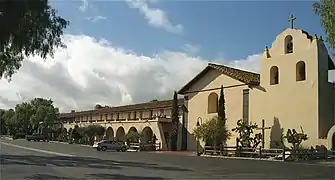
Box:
24, 174, 83, 180
270, 117, 284, 149
254, 85, 267, 92
24, 173, 166, 180
87, 173, 166, 180
1, 154, 192, 172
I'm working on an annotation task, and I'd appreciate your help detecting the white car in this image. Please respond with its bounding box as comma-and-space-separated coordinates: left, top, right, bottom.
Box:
93, 140, 127, 152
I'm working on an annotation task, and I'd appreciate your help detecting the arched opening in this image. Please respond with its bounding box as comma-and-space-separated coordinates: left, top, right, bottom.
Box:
296, 61, 306, 81
141, 126, 153, 144
126, 127, 140, 143
270, 66, 279, 85
115, 127, 125, 142
285, 35, 293, 54
128, 127, 138, 133
208, 92, 218, 113
332, 133, 335, 150
105, 127, 114, 140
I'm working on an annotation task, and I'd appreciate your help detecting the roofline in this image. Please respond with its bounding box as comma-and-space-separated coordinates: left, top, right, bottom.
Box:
208, 63, 260, 76
59, 98, 184, 117
178, 63, 260, 95
178, 66, 212, 95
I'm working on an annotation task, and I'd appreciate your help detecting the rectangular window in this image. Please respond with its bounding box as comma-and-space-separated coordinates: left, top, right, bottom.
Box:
242, 89, 250, 124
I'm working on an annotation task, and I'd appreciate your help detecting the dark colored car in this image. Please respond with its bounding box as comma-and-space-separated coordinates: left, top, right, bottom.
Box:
26, 134, 49, 142
13, 133, 26, 140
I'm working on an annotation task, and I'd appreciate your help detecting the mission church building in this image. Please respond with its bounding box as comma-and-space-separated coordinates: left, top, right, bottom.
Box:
179, 16, 335, 151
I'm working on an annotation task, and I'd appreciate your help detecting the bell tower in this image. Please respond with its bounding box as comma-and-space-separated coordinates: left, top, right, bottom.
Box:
257, 14, 335, 148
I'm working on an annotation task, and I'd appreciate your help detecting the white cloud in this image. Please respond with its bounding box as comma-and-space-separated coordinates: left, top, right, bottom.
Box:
0, 34, 263, 112
84, 16, 107, 23
181, 44, 201, 55
79, 0, 89, 12
126, 0, 183, 34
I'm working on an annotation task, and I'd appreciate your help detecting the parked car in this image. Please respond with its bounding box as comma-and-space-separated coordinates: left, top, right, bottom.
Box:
26, 134, 49, 142
93, 140, 127, 152
13, 133, 26, 140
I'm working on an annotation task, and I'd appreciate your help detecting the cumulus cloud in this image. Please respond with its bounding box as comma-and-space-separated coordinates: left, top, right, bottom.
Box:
0, 34, 262, 112
126, 0, 183, 34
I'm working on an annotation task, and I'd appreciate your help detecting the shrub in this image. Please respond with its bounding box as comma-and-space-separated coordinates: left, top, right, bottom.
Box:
232, 119, 262, 148
193, 116, 231, 146
283, 126, 308, 150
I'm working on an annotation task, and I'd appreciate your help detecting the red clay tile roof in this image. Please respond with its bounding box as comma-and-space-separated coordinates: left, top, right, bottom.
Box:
59, 99, 184, 118
178, 63, 260, 95
208, 63, 260, 84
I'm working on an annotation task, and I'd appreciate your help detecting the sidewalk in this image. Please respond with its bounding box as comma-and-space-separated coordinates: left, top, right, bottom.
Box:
151, 150, 196, 156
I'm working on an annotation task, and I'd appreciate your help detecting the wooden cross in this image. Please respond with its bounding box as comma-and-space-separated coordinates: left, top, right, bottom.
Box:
256, 119, 271, 148
288, 14, 296, 29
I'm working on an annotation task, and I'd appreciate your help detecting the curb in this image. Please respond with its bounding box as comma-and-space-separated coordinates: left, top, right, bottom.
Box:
201, 155, 335, 167
201, 154, 283, 162
79, 144, 92, 147
50, 141, 69, 145
149, 151, 197, 156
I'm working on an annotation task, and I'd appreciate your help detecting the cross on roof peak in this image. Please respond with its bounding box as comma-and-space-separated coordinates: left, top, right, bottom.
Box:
288, 14, 297, 29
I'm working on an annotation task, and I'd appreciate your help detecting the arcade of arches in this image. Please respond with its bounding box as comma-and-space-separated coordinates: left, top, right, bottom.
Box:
62, 125, 157, 146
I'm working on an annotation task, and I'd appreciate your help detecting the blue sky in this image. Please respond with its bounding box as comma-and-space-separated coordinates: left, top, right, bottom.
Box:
50, 0, 326, 61
1, 0, 334, 111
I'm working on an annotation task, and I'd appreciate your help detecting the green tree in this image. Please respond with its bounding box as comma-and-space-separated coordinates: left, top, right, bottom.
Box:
14, 102, 34, 134
125, 131, 141, 143
218, 85, 226, 122
193, 116, 231, 146
0, 0, 69, 80
9, 98, 59, 135
2, 109, 17, 135
94, 104, 103, 110
170, 91, 179, 151
232, 119, 262, 148
0, 109, 6, 134
70, 125, 81, 143
83, 125, 105, 138
313, 0, 335, 53
29, 98, 59, 132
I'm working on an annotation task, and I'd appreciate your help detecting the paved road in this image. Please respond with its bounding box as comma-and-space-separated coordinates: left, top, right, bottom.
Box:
0, 139, 334, 180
